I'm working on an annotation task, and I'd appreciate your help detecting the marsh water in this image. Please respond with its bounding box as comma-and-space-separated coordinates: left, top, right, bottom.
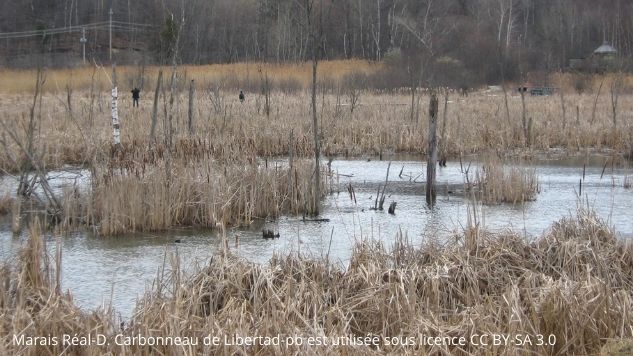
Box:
1, 154, 632, 318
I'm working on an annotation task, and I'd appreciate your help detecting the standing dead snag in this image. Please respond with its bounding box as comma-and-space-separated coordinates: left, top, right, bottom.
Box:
260, 68, 271, 118
559, 83, 567, 132
188, 79, 195, 135
519, 85, 528, 147
439, 91, 449, 165
426, 93, 438, 206
303, 0, 322, 215
110, 64, 121, 147
149, 70, 163, 145
590, 79, 604, 125
374, 162, 391, 210
610, 75, 622, 129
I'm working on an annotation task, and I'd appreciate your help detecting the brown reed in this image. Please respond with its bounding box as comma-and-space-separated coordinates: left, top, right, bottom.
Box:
473, 156, 539, 204
2, 210, 631, 355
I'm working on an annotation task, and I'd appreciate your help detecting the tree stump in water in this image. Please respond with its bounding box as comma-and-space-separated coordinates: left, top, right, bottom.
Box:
388, 202, 397, 215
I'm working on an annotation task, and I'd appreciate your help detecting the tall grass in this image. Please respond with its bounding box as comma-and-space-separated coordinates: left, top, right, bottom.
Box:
0, 60, 380, 94
473, 156, 539, 204
2, 211, 632, 355
0, 219, 117, 355
1, 88, 631, 175
1, 65, 632, 236
85, 157, 327, 236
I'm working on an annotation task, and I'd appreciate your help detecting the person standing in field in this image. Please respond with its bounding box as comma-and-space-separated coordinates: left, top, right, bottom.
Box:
239, 90, 245, 103
131, 88, 140, 107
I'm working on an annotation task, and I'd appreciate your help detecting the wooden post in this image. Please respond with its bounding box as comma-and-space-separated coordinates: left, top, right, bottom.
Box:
426, 93, 438, 206
188, 79, 195, 135
111, 64, 121, 146
520, 88, 527, 146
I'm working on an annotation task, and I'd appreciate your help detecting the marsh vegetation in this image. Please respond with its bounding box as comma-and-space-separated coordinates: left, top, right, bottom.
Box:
1, 63, 632, 355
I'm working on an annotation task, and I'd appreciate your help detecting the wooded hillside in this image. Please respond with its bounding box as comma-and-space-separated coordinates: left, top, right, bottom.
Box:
1, 0, 631, 85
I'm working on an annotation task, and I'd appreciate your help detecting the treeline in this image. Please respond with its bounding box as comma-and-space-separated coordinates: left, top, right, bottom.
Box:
1, 0, 632, 85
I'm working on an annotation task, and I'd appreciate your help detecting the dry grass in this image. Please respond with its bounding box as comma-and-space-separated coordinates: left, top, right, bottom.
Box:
84, 156, 326, 236
601, 339, 633, 355
0, 219, 117, 356
1, 87, 631, 175
2, 210, 632, 355
473, 156, 539, 204
1, 64, 632, 235
0, 60, 380, 94
550, 72, 633, 93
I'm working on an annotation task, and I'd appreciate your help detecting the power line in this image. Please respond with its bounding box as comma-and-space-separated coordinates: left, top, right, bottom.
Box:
0, 21, 154, 40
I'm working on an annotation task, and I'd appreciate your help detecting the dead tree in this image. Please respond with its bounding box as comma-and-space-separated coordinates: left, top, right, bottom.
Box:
590, 79, 604, 125
188, 79, 195, 135
519, 86, 528, 146
164, 2, 186, 183
0, 68, 63, 230
302, 0, 322, 215
260, 68, 271, 118
439, 91, 449, 164
111, 64, 121, 147
610, 75, 622, 129
426, 93, 439, 206
559, 84, 567, 131
149, 70, 163, 144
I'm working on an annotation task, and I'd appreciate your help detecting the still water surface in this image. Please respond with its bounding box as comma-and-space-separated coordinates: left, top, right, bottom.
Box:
1, 155, 632, 317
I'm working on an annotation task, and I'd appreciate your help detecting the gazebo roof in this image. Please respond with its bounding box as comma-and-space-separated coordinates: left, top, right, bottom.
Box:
594, 41, 617, 54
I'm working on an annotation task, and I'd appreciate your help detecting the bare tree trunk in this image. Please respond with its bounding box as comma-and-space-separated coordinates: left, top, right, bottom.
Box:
311, 49, 320, 214
150, 70, 163, 144
306, 0, 321, 215
261, 70, 271, 118
188, 79, 195, 135
590, 79, 604, 125
410, 86, 416, 122
503, 84, 512, 128
439, 91, 449, 162
111, 64, 121, 147
164, 3, 185, 185
610, 76, 621, 128
520, 88, 527, 146
560, 86, 567, 131
426, 93, 438, 206
288, 129, 294, 212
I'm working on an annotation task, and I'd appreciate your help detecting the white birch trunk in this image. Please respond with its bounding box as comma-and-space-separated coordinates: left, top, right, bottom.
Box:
111, 86, 121, 145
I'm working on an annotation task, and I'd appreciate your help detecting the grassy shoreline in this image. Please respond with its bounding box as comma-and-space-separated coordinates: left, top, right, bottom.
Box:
1, 210, 632, 355
0, 63, 631, 236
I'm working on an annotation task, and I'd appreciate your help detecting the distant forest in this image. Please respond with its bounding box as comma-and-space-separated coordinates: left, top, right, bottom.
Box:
1, 0, 632, 85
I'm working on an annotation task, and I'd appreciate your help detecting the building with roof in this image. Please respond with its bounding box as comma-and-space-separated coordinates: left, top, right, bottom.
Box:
593, 42, 618, 56
569, 41, 621, 72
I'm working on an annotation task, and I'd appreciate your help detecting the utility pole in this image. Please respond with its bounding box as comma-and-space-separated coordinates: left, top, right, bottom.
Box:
80, 27, 87, 64
109, 7, 113, 62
